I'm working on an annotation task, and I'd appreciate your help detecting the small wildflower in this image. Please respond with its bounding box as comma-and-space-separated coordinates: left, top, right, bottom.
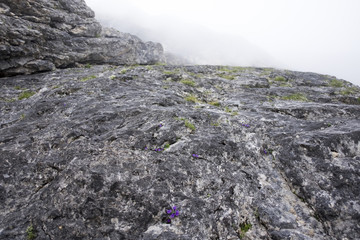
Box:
145, 147, 148, 150
165, 206, 180, 223
192, 154, 199, 158
264, 149, 267, 154
159, 123, 163, 127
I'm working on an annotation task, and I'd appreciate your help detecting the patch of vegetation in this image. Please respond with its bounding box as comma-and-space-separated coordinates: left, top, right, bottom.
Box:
184, 119, 196, 131
18, 91, 36, 100
329, 79, 344, 88
187, 72, 203, 78
219, 66, 247, 73
224, 106, 232, 113
119, 69, 128, 74
164, 143, 171, 149
155, 62, 167, 66
208, 101, 221, 107
26, 224, 36, 240
180, 79, 196, 87
80, 75, 96, 82
339, 87, 358, 95
211, 121, 220, 127
20, 114, 25, 120
238, 222, 252, 239
358, 97, 360, 103
109, 75, 116, 80
231, 111, 239, 116
163, 69, 180, 75
273, 76, 286, 82
279, 83, 292, 87
184, 94, 199, 103
52, 85, 61, 89
175, 117, 196, 131
281, 93, 308, 102
14, 86, 26, 90
218, 74, 235, 80
84, 63, 92, 68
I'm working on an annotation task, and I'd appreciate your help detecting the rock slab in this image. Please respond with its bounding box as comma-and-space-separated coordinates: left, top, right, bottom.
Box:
0, 65, 359, 239
0, 0, 164, 77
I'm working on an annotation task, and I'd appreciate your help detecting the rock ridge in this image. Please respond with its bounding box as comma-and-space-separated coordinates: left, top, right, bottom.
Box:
0, 0, 164, 77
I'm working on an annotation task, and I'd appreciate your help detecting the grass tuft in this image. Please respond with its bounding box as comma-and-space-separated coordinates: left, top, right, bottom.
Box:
18, 91, 36, 100
180, 79, 196, 87
281, 93, 308, 102
329, 79, 344, 88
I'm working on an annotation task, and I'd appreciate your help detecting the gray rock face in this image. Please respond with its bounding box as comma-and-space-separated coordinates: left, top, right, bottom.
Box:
1, 65, 359, 239
0, 0, 164, 77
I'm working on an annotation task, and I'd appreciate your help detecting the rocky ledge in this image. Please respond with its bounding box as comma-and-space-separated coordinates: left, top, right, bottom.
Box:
0, 0, 164, 77
0, 65, 359, 239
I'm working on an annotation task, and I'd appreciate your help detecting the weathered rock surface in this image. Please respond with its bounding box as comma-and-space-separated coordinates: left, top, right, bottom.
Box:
0, 0, 164, 77
1, 65, 359, 239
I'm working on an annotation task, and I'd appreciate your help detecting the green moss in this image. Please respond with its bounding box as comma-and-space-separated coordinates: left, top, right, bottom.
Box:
185, 94, 199, 103
329, 79, 344, 88
231, 111, 239, 116
164, 143, 170, 149
20, 114, 26, 120
180, 79, 196, 87
26, 224, 36, 240
109, 75, 116, 80
18, 91, 36, 100
281, 93, 308, 102
80, 75, 96, 82
208, 101, 221, 107
273, 76, 286, 82
84, 63, 92, 68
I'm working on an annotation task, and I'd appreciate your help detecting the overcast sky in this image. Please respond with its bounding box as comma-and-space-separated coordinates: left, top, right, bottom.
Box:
85, 0, 360, 86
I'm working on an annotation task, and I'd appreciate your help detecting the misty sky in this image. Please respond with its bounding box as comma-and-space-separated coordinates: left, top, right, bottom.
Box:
85, 0, 360, 86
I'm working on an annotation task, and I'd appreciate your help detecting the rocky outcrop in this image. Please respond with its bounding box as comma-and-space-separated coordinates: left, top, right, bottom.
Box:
0, 0, 164, 77
0, 65, 359, 239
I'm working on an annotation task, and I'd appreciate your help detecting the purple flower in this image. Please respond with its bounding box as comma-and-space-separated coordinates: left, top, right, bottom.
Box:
264, 150, 267, 154
145, 147, 148, 150
175, 210, 179, 216
167, 209, 172, 214
173, 206, 176, 210
167, 219, 171, 223
159, 124, 163, 127
170, 214, 175, 218
192, 154, 199, 158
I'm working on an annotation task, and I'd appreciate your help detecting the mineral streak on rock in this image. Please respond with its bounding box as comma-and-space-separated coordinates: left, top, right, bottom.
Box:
0, 0, 164, 77
0, 65, 359, 239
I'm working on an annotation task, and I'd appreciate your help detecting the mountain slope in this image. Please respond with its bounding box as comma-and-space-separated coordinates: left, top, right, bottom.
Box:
1, 65, 359, 239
